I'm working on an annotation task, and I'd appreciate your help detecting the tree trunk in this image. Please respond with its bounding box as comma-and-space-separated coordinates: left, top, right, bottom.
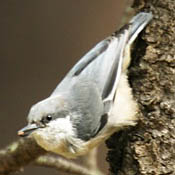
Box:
106, 0, 175, 174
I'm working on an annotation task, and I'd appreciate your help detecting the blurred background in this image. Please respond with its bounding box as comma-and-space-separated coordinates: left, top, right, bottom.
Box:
0, 0, 128, 174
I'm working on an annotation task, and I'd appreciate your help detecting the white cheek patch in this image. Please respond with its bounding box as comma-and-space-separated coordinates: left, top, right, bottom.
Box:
32, 116, 76, 152
48, 116, 74, 135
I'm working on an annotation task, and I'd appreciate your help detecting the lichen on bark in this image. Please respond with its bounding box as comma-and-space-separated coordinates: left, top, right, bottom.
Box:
106, 0, 175, 174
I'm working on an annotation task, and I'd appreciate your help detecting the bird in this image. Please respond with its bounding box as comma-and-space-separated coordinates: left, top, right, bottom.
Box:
18, 12, 153, 159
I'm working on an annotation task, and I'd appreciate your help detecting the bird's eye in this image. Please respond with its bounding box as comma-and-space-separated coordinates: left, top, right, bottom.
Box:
46, 115, 52, 121
40, 115, 52, 125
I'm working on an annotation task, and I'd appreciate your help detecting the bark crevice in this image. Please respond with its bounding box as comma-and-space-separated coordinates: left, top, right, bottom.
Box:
106, 0, 175, 174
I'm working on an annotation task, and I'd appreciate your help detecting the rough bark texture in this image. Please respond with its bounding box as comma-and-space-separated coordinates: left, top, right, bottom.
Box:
106, 0, 175, 174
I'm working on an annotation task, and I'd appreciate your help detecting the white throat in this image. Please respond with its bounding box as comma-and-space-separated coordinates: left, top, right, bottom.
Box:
31, 116, 85, 158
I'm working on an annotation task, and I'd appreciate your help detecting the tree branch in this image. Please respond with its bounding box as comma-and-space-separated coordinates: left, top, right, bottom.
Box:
0, 138, 101, 175
0, 138, 46, 174
35, 155, 99, 175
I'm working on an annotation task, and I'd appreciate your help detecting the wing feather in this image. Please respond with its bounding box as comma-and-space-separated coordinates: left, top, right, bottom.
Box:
51, 12, 153, 109
51, 30, 129, 99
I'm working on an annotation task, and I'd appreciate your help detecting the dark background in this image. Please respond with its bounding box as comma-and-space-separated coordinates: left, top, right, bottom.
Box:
0, 1, 125, 174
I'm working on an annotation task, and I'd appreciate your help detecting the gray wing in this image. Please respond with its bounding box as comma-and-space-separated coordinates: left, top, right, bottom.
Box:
51, 30, 129, 104
51, 32, 129, 141
51, 12, 152, 103
49, 12, 152, 140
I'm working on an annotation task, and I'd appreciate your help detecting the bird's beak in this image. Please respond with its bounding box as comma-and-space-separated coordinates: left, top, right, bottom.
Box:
18, 123, 39, 137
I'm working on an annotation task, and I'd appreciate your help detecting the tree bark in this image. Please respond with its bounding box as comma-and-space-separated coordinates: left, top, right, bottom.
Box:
0, 138, 46, 174
106, 0, 175, 174
0, 137, 96, 175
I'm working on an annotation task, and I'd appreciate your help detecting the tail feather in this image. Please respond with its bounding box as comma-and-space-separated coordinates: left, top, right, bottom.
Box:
128, 12, 153, 45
